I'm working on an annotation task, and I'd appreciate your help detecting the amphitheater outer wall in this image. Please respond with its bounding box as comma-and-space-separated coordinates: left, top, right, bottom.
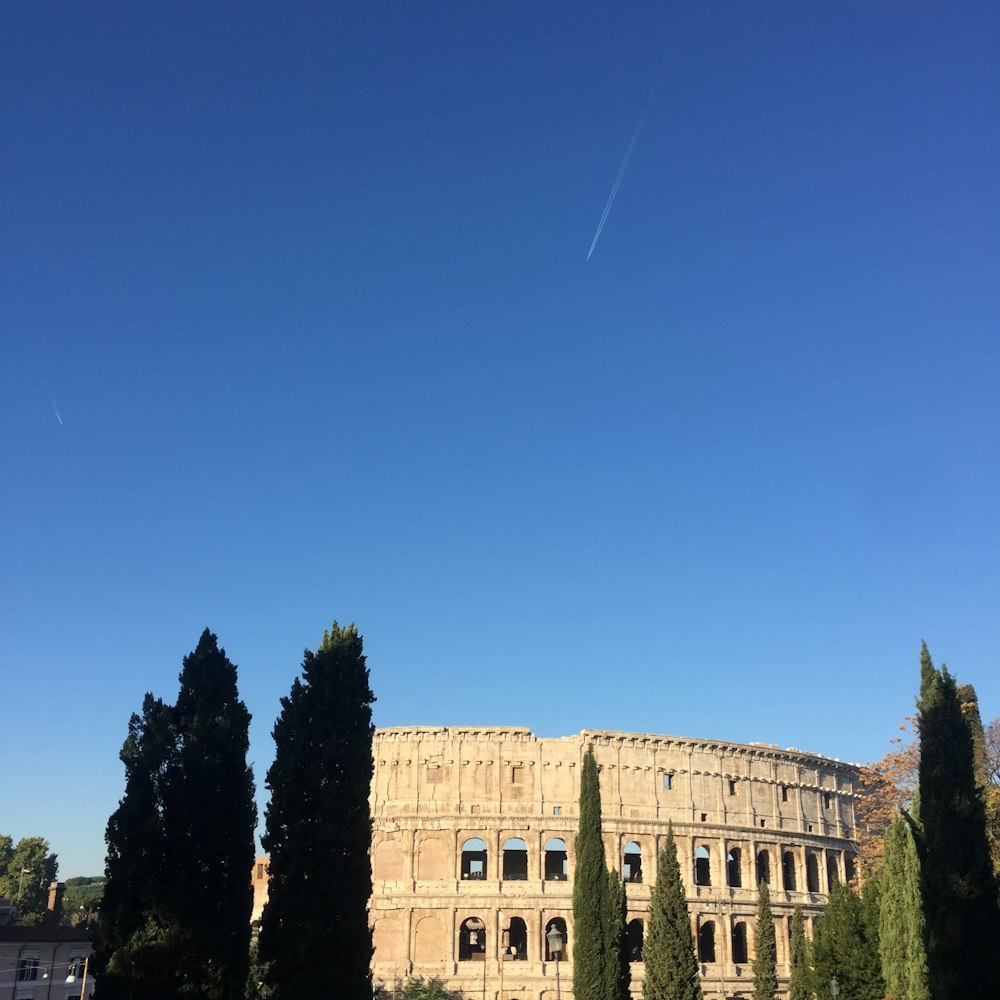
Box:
370, 726, 860, 1000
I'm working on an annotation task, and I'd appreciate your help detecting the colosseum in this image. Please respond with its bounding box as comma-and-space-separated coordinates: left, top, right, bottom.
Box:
366, 726, 860, 1000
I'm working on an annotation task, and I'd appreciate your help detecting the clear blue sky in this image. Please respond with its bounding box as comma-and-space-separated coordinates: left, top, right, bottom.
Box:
3, 3, 997, 878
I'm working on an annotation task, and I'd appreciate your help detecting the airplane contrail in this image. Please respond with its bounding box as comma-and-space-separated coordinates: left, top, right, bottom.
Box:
587, 79, 660, 261
51, 400, 63, 426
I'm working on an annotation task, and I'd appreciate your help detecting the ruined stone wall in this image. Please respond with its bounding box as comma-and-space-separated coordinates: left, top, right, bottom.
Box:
370, 727, 860, 1000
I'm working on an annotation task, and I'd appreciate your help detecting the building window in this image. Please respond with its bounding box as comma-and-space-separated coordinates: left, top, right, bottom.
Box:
782, 851, 797, 891
727, 847, 742, 888
823, 792, 832, 809
17, 957, 39, 981
553, 805, 561, 816
544, 838, 568, 880
502, 838, 528, 880
461, 838, 488, 880
732, 921, 748, 964
695, 846, 712, 886
698, 920, 716, 963
505, 916, 528, 960
700, 812, 708, 822
627, 919, 644, 962
459, 917, 487, 961
728, 779, 737, 796
781, 785, 789, 802
511, 765, 524, 785
623, 841, 643, 884
806, 853, 820, 893
756, 849, 771, 885
663, 773, 672, 790
544, 917, 569, 961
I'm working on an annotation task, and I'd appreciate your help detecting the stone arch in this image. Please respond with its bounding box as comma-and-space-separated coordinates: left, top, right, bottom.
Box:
413, 914, 445, 964
627, 918, 644, 961
505, 916, 528, 960
416, 836, 448, 880
806, 852, 820, 892
727, 846, 742, 887
782, 850, 797, 891
756, 848, 771, 885
695, 845, 712, 886
732, 920, 748, 964
544, 838, 568, 881
698, 919, 716, 963
459, 916, 486, 961
374, 838, 404, 880
623, 841, 643, 884
503, 837, 528, 880
373, 915, 403, 962
544, 917, 569, 961
461, 837, 488, 880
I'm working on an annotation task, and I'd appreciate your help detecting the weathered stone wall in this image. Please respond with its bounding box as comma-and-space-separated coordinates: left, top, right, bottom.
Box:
370, 727, 860, 1000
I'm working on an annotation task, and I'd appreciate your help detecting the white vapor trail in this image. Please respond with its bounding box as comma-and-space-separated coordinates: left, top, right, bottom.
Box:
587, 79, 660, 261
51, 400, 63, 426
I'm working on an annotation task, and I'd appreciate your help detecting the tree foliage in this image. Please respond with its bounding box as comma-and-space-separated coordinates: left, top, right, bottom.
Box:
395, 977, 464, 1000
259, 622, 375, 1000
607, 867, 631, 1000
855, 716, 920, 878
751, 879, 777, 1000
642, 824, 702, 1000
916, 643, 1000, 997
95, 629, 256, 1000
572, 745, 615, 1000
879, 814, 927, 1000
0, 835, 59, 924
811, 881, 883, 1000
787, 907, 809, 1000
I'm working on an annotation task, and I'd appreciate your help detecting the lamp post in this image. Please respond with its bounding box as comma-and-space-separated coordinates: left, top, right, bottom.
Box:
66, 955, 90, 998
17, 868, 31, 905
829, 976, 840, 999
546, 924, 564, 1000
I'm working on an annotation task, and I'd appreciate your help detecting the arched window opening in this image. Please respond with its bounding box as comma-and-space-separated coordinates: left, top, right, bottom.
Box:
624, 842, 643, 884
502, 837, 528, 881
826, 851, 839, 891
756, 850, 770, 886
544, 917, 569, 962
782, 851, 797, 891
698, 920, 716, 963
732, 921, 748, 964
627, 919, 644, 962
461, 838, 487, 880
544, 838, 568, 881
695, 845, 712, 886
504, 916, 528, 961
845, 852, 857, 883
727, 847, 742, 888
459, 917, 486, 961
806, 853, 820, 893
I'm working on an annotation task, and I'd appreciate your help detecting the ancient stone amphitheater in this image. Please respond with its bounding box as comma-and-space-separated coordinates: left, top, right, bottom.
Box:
368, 726, 860, 1000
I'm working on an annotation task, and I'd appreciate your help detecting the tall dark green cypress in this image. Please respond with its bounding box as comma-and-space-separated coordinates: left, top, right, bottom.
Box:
751, 879, 777, 1000
811, 881, 883, 1000
96, 631, 256, 1000
642, 824, 702, 1000
607, 867, 631, 1000
573, 745, 614, 1000
259, 623, 375, 1000
916, 643, 1000, 997
787, 907, 809, 1000
167, 630, 257, 999
879, 814, 928, 1000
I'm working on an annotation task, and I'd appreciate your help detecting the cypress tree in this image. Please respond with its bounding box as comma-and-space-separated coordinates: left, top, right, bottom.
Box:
916, 643, 1000, 997
811, 881, 883, 1000
787, 907, 809, 1000
572, 745, 614, 1000
96, 631, 256, 1000
167, 630, 257, 999
642, 823, 702, 1000
879, 814, 928, 1000
607, 867, 631, 1000
259, 622, 375, 1000
751, 880, 777, 1000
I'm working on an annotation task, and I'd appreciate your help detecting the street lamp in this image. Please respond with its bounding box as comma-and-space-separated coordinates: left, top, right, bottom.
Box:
17, 868, 31, 905
546, 924, 564, 1000
66, 955, 90, 998
829, 976, 840, 999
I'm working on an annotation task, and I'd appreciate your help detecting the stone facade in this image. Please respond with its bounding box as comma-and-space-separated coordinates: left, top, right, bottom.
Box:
370, 727, 860, 1000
